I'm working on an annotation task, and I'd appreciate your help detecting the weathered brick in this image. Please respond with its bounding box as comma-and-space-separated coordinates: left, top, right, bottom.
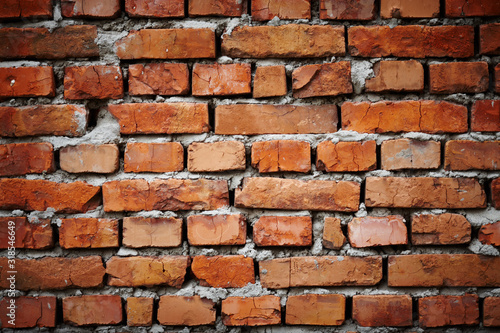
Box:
125, 0, 184, 17
0, 217, 53, 249
127, 297, 153, 327
259, 256, 382, 288
61, 0, 120, 18
0, 0, 52, 20
252, 0, 310, 20
222, 24, 345, 58
236, 177, 360, 211
253, 65, 287, 98
59, 218, 119, 249
493, 178, 500, 209
123, 217, 182, 248
445, 140, 500, 171
480, 23, 500, 55
430, 62, 489, 94
479, 221, 500, 246
381, 139, 440, 170
0, 105, 88, 137
188, 141, 245, 172
352, 295, 412, 327
192, 63, 251, 96
320, 0, 375, 20
348, 216, 407, 247
60, 144, 119, 173
380, 0, 439, 18
316, 141, 376, 172
0, 297, 56, 328
251, 140, 311, 173
128, 63, 189, 96
286, 294, 345, 326
222, 296, 281, 326
158, 296, 216, 326
365, 177, 486, 209
0, 179, 101, 213
412, 213, 471, 245
484, 297, 500, 327
116, 29, 215, 59
323, 217, 346, 250
419, 295, 479, 327
348, 25, 474, 58
388, 254, 500, 287
0, 142, 55, 176
496, 64, 500, 93
0, 25, 99, 59
63, 295, 122, 326
0, 66, 55, 98
365, 60, 424, 92
471, 100, 500, 132
342, 101, 468, 134
0, 256, 105, 290
254, 216, 312, 247
109, 103, 209, 134
445, 0, 500, 17
187, 214, 246, 246
124, 142, 184, 173
64, 66, 124, 100
106, 256, 189, 288
189, 0, 243, 16
191, 255, 255, 288
293, 62, 352, 98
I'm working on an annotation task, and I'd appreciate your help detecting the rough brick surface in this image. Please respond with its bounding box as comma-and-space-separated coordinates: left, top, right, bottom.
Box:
60, 144, 119, 173
320, 0, 375, 20
253, 216, 312, 246
380, 0, 439, 17
187, 214, 246, 246
128, 63, 189, 96
123, 217, 182, 248
365, 60, 424, 92
292, 62, 353, 98
188, 141, 246, 172
445, 140, 500, 170
125, 0, 184, 17
496, 64, 500, 93
189, 0, 243, 16
252, 140, 311, 173
0, 142, 55, 176
286, 294, 345, 325
0, 0, 52, 20
323, 217, 346, 250
352, 295, 412, 327
63, 295, 122, 326
61, 0, 120, 18
252, 0, 310, 20
0, 217, 53, 249
191, 255, 255, 288
192, 63, 251, 96
59, 218, 119, 249
0, 296, 56, 328
64, 66, 123, 100
412, 213, 471, 245
445, 0, 500, 17
158, 296, 216, 326
222, 296, 281, 326
493, 178, 500, 209
429, 62, 489, 94
471, 100, 500, 132
479, 221, 500, 246
480, 24, 500, 55
235, 177, 360, 211
127, 297, 153, 327
124, 142, 184, 173
419, 295, 479, 327
484, 297, 500, 327
316, 141, 376, 172
381, 139, 440, 170
253, 65, 287, 98
348, 216, 408, 247
0, 66, 55, 98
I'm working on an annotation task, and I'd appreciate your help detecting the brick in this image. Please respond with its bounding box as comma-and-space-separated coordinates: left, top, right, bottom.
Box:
128, 63, 189, 96
430, 62, 489, 94
320, 0, 375, 20
192, 63, 251, 96
0, 25, 99, 59
253, 216, 312, 247
63, 295, 122, 326
188, 141, 245, 172
259, 256, 382, 288
0, 217, 53, 249
0, 142, 55, 176
103, 178, 228, 212
366, 60, 424, 92
253, 65, 287, 98
471, 100, 500, 132
445, 0, 500, 17
222, 296, 281, 326
323, 217, 346, 250
0, 66, 55, 98
191, 255, 255, 288
236, 177, 360, 211
365, 177, 486, 209
251, 140, 311, 173
342, 100, 468, 134
0, 296, 56, 328
123, 217, 182, 248
61, 0, 120, 18
64, 66, 124, 100
348, 25, 474, 58
380, 0, 439, 18
0, 256, 105, 290
479, 221, 500, 246
496, 64, 500, 93
109, 103, 209, 134
352, 295, 412, 327
419, 295, 479, 327
493, 178, 500, 209
106, 256, 189, 288
316, 141, 376, 172
59, 218, 119, 249
388, 254, 500, 287
127, 297, 153, 327
158, 296, 216, 326
286, 294, 345, 326
0, 179, 101, 213
124, 142, 184, 173
445, 140, 500, 170
484, 297, 500, 327
381, 139, 440, 170
222, 24, 345, 58
412, 213, 471, 245
480, 24, 500, 55
292, 62, 352, 98
187, 214, 246, 246
189, 0, 243, 16
252, 0, 310, 20
348, 215, 407, 247
0, 105, 88, 137
116, 28, 215, 59
0, 0, 52, 20
60, 144, 119, 173
125, 0, 184, 17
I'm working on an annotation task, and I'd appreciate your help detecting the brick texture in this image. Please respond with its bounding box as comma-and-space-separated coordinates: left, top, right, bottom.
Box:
252, 0, 311, 20
320, 0, 375, 20
365, 60, 424, 92
286, 294, 345, 325
316, 141, 376, 172
429, 62, 489, 94
352, 295, 412, 327
125, 0, 184, 17
493, 178, 500, 209
63, 295, 122, 326
222, 296, 281, 326
253, 65, 287, 98
189, 0, 243, 17
0, 66, 55, 98
323, 217, 346, 250
0, 217, 53, 249
480, 23, 500, 55
471, 100, 500, 132
128, 63, 189, 96
187, 214, 246, 246
0, 296, 56, 328
253, 216, 313, 246
127, 297, 153, 327
381, 139, 440, 170
484, 297, 500, 327
0, 0, 52, 20
412, 213, 471, 245
251, 140, 311, 173
123, 217, 182, 248
61, 0, 120, 18
445, 140, 499, 170
445, 0, 500, 17
59, 218, 119, 249
348, 215, 408, 247
60, 144, 119, 173
380, 0, 439, 18
158, 296, 216, 326
64, 66, 123, 100
188, 141, 246, 172
479, 221, 500, 246
191, 255, 255, 288
292, 62, 353, 98
192, 63, 251, 96
0, 142, 55, 176
419, 295, 479, 327
124, 142, 184, 173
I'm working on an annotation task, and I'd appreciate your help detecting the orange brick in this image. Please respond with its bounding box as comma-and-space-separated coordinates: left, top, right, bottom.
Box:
0, 0, 52, 20
419, 295, 479, 327
187, 214, 246, 246
430, 62, 489, 94
316, 141, 376, 172
352, 295, 412, 327
446, 0, 500, 17
0, 217, 53, 249
191, 255, 255, 288
480, 23, 500, 55
366, 60, 424, 92
61, 0, 120, 18
253, 216, 312, 246
292, 62, 352, 98
253, 65, 287, 98
123, 217, 182, 248
0, 296, 56, 328
128, 63, 189, 96
323, 217, 346, 250
252, 140, 311, 173
158, 296, 216, 326
64, 66, 123, 100
124, 142, 184, 173
411, 213, 471, 245
348, 215, 408, 247
484, 297, 500, 327
381, 139, 440, 170
0, 66, 55, 98
59, 218, 119, 249
60, 144, 119, 173
63, 295, 122, 326
479, 221, 500, 246
222, 296, 281, 326
445, 140, 500, 170
127, 297, 153, 327
192, 63, 251, 96
493, 178, 500, 209
471, 100, 500, 132
286, 294, 345, 325
0, 142, 54, 176
320, 0, 375, 20
252, 0, 310, 20
125, 0, 184, 17
496, 64, 500, 93
188, 141, 245, 172
189, 0, 243, 16
380, 0, 439, 18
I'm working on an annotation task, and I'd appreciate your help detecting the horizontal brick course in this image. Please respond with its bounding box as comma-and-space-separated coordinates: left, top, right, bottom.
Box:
0, 66, 55, 98
63, 295, 122, 326
0, 142, 55, 176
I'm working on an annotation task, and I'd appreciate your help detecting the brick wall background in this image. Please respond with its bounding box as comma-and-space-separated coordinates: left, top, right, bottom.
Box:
0, 0, 499, 331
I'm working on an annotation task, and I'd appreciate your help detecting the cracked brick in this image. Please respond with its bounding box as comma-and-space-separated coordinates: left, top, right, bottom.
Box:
253, 65, 287, 98
129, 63, 189, 96
412, 213, 471, 245
445, 0, 500, 17
0, 66, 55, 98
0, 217, 53, 249
252, 140, 311, 173
478, 221, 500, 246
365, 60, 424, 92
125, 0, 184, 17
292, 62, 352, 98
64, 66, 124, 100
124, 142, 184, 173
59, 218, 119, 249
253, 216, 313, 247
380, 0, 439, 18
0, 296, 56, 328
0, 0, 52, 20
252, 0, 311, 20
323, 217, 346, 250
316, 141, 376, 172
222, 296, 281, 326
419, 295, 479, 327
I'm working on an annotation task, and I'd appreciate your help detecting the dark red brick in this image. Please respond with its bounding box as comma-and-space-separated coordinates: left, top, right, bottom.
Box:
429, 62, 489, 94
0, 0, 52, 20
0, 297, 56, 328
125, 0, 184, 17
471, 100, 500, 132
128, 63, 189, 96
64, 66, 124, 100
0, 217, 53, 249
419, 295, 479, 327
352, 295, 412, 327
0, 66, 55, 98
61, 0, 120, 18
0, 142, 54, 176
446, 0, 500, 17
